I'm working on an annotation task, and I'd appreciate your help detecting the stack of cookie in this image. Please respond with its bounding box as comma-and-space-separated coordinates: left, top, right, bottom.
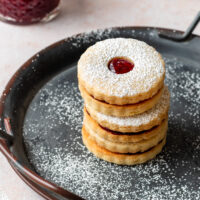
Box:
78, 38, 170, 165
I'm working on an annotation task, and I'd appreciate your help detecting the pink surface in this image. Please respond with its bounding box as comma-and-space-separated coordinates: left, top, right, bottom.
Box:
0, 1, 200, 199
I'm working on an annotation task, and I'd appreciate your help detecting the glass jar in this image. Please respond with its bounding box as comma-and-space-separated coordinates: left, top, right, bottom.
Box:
0, 0, 60, 25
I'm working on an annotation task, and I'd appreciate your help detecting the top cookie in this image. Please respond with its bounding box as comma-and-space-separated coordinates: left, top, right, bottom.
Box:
78, 38, 165, 105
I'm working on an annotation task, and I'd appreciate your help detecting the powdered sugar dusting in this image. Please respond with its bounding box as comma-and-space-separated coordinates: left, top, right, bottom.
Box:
78, 38, 165, 97
90, 86, 169, 127
23, 53, 200, 199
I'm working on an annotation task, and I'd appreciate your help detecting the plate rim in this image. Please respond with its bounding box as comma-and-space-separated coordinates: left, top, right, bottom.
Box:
0, 26, 200, 200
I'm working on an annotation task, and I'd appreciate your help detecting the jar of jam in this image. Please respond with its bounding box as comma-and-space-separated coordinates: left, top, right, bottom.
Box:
0, 0, 60, 25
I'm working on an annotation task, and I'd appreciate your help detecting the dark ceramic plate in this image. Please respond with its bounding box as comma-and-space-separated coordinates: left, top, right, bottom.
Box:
0, 27, 200, 200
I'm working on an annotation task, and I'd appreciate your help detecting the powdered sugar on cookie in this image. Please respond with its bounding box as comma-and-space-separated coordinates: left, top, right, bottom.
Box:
78, 38, 165, 97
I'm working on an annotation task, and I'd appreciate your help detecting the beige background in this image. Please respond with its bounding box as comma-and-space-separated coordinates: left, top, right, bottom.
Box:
0, 0, 200, 199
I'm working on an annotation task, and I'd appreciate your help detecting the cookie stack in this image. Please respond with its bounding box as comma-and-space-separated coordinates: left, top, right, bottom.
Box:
78, 38, 170, 165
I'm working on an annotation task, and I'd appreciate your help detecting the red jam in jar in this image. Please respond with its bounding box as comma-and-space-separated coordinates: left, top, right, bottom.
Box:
108, 57, 134, 74
0, 0, 60, 24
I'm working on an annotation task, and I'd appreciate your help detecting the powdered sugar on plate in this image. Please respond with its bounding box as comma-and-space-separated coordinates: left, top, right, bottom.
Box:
23, 52, 200, 199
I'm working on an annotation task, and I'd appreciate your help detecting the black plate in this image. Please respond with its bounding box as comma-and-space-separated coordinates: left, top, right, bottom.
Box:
0, 27, 200, 200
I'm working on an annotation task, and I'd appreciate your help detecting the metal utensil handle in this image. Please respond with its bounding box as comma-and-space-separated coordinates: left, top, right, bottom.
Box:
159, 11, 200, 41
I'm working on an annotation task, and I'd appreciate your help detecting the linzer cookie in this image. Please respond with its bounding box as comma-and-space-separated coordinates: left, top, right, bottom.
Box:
82, 126, 166, 165
78, 38, 170, 165
82, 123, 167, 153
83, 107, 168, 143
78, 38, 165, 105
85, 86, 170, 133
79, 84, 164, 117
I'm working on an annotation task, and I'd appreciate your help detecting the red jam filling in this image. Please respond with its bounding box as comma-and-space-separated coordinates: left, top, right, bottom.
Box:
108, 57, 134, 74
100, 125, 156, 136
0, 0, 60, 24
